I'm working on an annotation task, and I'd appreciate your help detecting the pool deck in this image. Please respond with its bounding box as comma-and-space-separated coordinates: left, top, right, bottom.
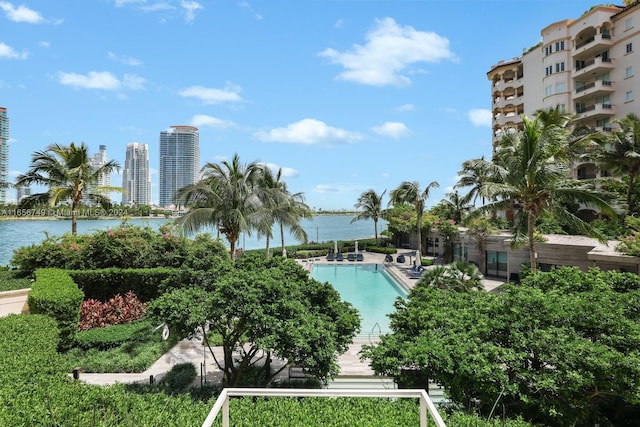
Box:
74, 251, 506, 386
297, 250, 507, 293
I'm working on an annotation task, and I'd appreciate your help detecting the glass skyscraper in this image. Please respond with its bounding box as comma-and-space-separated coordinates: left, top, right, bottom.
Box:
122, 142, 151, 206
159, 126, 200, 208
0, 107, 9, 204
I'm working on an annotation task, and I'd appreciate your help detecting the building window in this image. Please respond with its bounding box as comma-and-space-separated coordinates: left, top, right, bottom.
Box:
545, 65, 553, 76
545, 86, 553, 96
558, 104, 566, 113
555, 41, 564, 51
626, 18, 633, 30
627, 66, 633, 78
555, 62, 565, 72
627, 43, 633, 54
545, 45, 552, 56
627, 91, 634, 102
556, 83, 566, 93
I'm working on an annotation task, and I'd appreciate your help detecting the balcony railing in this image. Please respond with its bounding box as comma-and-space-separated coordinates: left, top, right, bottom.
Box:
575, 80, 612, 93
202, 388, 447, 427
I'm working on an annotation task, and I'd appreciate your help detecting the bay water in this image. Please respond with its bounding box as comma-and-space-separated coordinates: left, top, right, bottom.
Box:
0, 215, 387, 267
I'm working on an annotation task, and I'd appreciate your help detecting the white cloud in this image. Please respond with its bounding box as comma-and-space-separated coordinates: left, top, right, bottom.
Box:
371, 122, 412, 139
467, 108, 492, 127
57, 71, 146, 90
114, 0, 145, 6
254, 118, 363, 145
238, 1, 262, 20
319, 17, 456, 87
0, 1, 45, 23
189, 114, 235, 128
396, 104, 415, 113
179, 84, 243, 104
0, 42, 28, 59
312, 184, 341, 194
181, 1, 203, 23
107, 51, 142, 66
258, 162, 299, 178
39, 41, 51, 48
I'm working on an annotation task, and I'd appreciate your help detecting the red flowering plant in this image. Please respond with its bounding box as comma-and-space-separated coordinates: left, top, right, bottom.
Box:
79, 291, 147, 331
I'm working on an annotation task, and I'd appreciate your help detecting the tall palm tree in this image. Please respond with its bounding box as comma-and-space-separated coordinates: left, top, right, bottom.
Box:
595, 113, 640, 216
15, 142, 121, 235
440, 190, 472, 224
176, 154, 262, 259
351, 189, 387, 244
389, 180, 439, 257
483, 110, 616, 272
255, 166, 311, 258
455, 156, 493, 206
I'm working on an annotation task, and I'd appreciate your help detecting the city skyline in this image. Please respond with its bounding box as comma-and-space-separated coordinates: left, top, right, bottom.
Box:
1, 1, 603, 209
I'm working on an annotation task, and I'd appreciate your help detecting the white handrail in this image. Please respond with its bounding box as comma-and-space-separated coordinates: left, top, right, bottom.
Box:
201, 388, 446, 427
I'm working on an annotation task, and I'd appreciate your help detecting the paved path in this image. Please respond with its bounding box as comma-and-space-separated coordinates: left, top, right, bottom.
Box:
76, 251, 505, 386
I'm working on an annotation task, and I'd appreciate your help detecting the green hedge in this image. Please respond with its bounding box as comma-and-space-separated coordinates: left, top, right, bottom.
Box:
0, 270, 32, 291
28, 268, 83, 350
69, 267, 179, 302
365, 246, 397, 255
74, 318, 154, 351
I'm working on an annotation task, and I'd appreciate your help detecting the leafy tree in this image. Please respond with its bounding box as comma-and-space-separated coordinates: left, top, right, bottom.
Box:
483, 109, 616, 272
148, 254, 360, 387
595, 112, 640, 216
362, 267, 640, 426
352, 189, 387, 244
435, 190, 472, 224
389, 180, 439, 257
465, 216, 498, 274
15, 142, 121, 235
176, 154, 263, 259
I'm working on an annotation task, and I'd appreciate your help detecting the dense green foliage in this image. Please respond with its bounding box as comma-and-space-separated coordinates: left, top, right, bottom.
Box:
74, 318, 155, 350
70, 267, 177, 302
363, 267, 640, 426
161, 362, 198, 392
0, 269, 32, 291
149, 252, 360, 387
11, 223, 229, 274
28, 268, 83, 349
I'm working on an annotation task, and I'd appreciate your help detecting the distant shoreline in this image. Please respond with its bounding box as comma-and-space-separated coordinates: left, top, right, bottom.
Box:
0, 211, 357, 221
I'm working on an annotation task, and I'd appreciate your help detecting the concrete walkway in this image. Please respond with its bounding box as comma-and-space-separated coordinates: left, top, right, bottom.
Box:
76, 251, 505, 386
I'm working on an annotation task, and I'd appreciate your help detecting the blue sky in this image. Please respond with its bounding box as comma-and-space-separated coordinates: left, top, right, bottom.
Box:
1, 0, 597, 210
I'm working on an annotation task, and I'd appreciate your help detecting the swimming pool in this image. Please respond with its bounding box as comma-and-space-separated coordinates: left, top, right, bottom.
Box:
311, 263, 407, 335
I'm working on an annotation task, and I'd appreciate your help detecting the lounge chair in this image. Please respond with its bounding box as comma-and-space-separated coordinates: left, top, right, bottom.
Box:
384, 254, 393, 263
326, 251, 335, 261
407, 269, 425, 279
347, 253, 355, 261
336, 252, 344, 261
356, 253, 364, 262
396, 254, 406, 263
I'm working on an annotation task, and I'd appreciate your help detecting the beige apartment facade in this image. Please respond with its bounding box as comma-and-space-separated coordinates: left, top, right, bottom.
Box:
488, 3, 640, 147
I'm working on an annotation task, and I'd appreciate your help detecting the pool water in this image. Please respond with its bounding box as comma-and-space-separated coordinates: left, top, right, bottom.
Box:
311, 264, 407, 335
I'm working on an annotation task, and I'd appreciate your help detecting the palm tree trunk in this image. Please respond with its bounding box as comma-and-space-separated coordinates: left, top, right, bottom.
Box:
280, 222, 286, 257
528, 212, 537, 273
416, 212, 422, 257
628, 172, 636, 216
374, 218, 378, 244
71, 201, 78, 235
265, 234, 271, 258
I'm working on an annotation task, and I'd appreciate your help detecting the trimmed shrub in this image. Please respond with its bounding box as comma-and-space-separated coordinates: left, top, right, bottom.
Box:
28, 268, 83, 349
75, 319, 153, 350
161, 362, 197, 392
365, 246, 397, 254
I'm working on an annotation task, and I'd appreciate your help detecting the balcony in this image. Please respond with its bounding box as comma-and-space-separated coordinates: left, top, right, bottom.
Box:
575, 103, 615, 121
573, 80, 615, 101
572, 57, 614, 79
573, 33, 613, 58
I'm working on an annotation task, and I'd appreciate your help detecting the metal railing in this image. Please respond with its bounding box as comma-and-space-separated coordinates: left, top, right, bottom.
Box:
201, 388, 447, 427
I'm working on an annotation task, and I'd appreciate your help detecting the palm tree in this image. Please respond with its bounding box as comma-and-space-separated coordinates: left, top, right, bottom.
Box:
256, 166, 311, 258
483, 110, 616, 273
440, 190, 472, 224
455, 156, 493, 206
416, 260, 484, 292
351, 189, 387, 244
595, 113, 640, 216
389, 180, 439, 257
176, 154, 262, 259
15, 142, 121, 235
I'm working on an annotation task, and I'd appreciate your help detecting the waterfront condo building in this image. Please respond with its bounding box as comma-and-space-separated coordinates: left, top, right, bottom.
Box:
488, 2, 640, 219
122, 142, 151, 206
159, 126, 200, 208
0, 107, 8, 204
88, 144, 112, 203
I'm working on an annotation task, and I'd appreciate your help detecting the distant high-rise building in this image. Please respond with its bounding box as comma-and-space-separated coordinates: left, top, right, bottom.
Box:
88, 144, 111, 203
159, 126, 200, 208
0, 107, 9, 204
122, 142, 151, 206
16, 185, 30, 203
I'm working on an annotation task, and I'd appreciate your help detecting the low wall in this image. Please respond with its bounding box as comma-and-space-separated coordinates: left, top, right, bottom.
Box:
0, 288, 31, 317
